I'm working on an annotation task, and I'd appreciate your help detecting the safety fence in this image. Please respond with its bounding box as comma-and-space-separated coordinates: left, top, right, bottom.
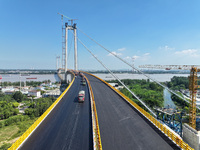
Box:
86, 72, 193, 150
83, 74, 102, 150
8, 73, 75, 150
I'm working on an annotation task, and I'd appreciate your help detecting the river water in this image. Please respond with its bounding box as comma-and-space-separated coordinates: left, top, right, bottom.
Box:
163, 88, 176, 109
0, 74, 60, 83
0, 73, 189, 83
94, 73, 189, 82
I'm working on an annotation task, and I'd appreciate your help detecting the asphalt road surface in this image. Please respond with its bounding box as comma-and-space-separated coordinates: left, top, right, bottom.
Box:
85, 73, 180, 150
20, 75, 93, 150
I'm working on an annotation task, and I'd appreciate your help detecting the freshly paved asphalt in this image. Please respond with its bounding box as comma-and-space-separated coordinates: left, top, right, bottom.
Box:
85, 73, 180, 150
20, 76, 93, 150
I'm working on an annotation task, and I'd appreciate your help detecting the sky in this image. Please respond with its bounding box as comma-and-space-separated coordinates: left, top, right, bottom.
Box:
0, 0, 200, 70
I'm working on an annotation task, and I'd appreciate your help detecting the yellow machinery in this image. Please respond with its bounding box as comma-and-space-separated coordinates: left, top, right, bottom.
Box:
189, 67, 200, 129
139, 65, 200, 129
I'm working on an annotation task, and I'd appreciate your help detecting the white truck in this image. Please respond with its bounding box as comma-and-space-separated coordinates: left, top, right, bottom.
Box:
78, 90, 85, 102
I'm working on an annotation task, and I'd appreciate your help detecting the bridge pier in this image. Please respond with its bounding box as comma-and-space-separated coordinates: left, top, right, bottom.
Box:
66, 71, 73, 83
183, 123, 200, 150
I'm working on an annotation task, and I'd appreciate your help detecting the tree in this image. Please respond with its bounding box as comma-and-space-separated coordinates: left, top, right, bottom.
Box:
13, 91, 24, 102
149, 83, 157, 90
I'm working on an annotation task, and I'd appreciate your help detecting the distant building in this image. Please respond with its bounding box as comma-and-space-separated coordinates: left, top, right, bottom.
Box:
108, 83, 123, 90
28, 90, 41, 98
34, 86, 45, 91
4, 91, 15, 95
109, 83, 118, 87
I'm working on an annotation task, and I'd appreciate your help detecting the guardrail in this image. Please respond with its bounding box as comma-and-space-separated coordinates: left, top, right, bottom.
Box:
85, 72, 193, 150
8, 72, 75, 150
83, 74, 102, 150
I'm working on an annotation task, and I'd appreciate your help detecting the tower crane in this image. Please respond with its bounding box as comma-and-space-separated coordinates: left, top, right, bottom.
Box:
57, 13, 78, 25
139, 64, 200, 129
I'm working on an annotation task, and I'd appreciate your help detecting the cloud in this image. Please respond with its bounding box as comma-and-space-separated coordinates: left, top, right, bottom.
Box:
124, 56, 131, 60
132, 55, 140, 60
174, 49, 199, 57
159, 46, 175, 51
107, 51, 122, 57
118, 48, 126, 51
144, 53, 150, 56
124, 53, 150, 61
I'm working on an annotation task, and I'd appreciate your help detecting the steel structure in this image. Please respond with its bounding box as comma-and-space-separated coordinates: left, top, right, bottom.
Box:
139, 64, 200, 129
58, 13, 78, 81
139, 64, 200, 70
189, 67, 200, 129
58, 13, 66, 69
155, 108, 183, 136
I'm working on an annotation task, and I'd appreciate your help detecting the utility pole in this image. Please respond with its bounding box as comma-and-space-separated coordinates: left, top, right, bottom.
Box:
132, 57, 135, 73
56, 56, 60, 70
19, 73, 21, 92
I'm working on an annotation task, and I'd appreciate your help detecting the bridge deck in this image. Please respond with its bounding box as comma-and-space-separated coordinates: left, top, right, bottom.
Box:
85, 73, 180, 150
20, 76, 93, 150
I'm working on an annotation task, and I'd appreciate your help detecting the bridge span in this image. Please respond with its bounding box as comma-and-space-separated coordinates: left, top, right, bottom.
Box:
9, 72, 191, 150
84, 73, 180, 150
20, 75, 93, 150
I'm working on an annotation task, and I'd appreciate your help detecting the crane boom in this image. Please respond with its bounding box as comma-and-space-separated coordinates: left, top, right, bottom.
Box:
57, 13, 78, 25
57, 13, 72, 20
139, 64, 200, 70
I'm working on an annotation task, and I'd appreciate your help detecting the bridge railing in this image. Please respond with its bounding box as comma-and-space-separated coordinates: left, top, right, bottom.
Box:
86, 72, 193, 150
83, 74, 102, 150
8, 72, 75, 150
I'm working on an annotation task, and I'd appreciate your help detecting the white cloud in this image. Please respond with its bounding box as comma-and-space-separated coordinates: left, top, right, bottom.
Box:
124, 56, 131, 60
132, 55, 140, 60
174, 49, 199, 57
125, 53, 150, 61
118, 48, 126, 51
159, 45, 175, 51
107, 51, 122, 57
144, 53, 150, 56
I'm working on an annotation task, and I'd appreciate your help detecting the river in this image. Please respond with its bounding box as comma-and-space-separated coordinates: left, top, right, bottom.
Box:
0, 73, 189, 83
94, 73, 189, 82
163, 88, 176, 109
0, 74, 60, 83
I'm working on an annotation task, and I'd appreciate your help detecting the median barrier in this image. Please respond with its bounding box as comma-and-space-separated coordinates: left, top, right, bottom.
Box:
83, 74, 102, 150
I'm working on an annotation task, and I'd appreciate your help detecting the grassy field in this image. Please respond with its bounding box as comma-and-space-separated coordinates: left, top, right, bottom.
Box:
0, 117, 38, 149
0, 125, 19, 147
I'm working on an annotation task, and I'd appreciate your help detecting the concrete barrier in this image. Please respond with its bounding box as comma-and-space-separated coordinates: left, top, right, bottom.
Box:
83, 74, 102, 150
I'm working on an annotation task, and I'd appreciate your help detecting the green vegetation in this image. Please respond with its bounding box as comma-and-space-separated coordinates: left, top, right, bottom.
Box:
1, 80, 51, 87
166, 76, 189, 90
0, 89, 56, 148
25, 97, 55, 118
108, 79, 164, 110
165, 76, 190, 110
